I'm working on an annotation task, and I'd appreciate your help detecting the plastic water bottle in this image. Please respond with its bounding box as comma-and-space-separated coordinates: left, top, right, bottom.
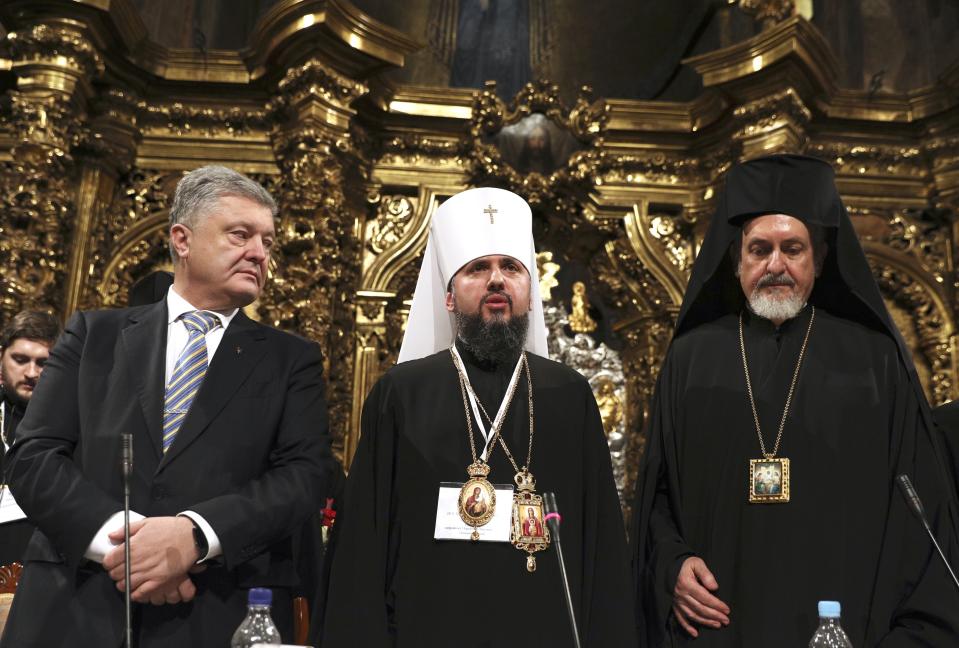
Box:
809, 600, 853, 647
230, 588, 281, 647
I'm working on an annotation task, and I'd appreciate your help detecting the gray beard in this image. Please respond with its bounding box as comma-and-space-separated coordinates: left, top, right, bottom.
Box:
748, 290, 806, 323
454, 310, 529, 366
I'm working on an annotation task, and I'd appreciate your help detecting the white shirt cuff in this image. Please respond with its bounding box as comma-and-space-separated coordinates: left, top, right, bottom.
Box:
84, 510, 146, 563
177, 511, 222, 562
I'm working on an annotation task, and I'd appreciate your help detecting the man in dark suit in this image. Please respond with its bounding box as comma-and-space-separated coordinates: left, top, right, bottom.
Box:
1, 165, 332, 647
0, 310, 60, 566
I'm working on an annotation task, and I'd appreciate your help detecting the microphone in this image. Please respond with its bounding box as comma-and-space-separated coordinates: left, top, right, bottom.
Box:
122, 433, 134, 648
896, 474, 959, 593
544, 492, 582, 648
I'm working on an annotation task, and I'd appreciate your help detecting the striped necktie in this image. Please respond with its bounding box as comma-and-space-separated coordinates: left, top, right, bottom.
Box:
162, 311, 220, 453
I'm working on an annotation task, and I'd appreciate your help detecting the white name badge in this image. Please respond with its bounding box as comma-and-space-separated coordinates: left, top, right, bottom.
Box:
0, 486, 27, 524
434, 482, 514, 542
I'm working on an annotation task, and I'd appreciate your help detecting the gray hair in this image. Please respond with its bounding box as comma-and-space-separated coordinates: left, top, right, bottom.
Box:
168, 165, 277, 261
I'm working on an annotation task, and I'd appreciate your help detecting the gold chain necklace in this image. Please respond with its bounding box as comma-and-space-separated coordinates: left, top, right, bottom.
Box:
450, 350, 551, 572
464, 354, 534, 475
739, 306, 815, 503
454, 355, 525, 467
451, 350, 523, 540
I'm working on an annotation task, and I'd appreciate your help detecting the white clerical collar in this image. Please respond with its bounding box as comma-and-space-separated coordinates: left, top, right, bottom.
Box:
166, 287, 239, 330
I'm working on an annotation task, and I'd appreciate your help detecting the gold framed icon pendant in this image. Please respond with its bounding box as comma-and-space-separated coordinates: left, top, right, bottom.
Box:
748, 457, 790, 503
509, 471, 550, 572
458, 476, 496, 538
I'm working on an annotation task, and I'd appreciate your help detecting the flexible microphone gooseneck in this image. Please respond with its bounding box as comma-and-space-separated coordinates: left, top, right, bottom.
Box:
543, 492, 582, 648
895, 474, 959, 593
122, 433, 134, 648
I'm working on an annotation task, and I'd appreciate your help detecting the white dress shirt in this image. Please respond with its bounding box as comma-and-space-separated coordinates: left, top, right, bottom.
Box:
84, 287, 239, 564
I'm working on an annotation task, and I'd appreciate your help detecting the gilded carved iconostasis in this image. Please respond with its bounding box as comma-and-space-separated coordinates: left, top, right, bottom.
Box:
0, 0, 957, 515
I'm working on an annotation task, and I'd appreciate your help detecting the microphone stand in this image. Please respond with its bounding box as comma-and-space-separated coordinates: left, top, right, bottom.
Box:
543, 492, 582, 648
122, 433, 134, 648
896, 474, 959, 593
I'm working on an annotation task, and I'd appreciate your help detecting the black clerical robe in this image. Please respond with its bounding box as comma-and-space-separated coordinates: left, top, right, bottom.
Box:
634, 305, 959, 646
322, 345, 636, 647
0, 394, 32, 567
931, 401, 959, 496
0, 394, 24, 476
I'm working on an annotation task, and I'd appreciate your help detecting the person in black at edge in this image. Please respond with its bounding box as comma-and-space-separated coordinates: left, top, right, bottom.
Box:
932, 401, 959, 496
632, 154, 959, 647
0, 310, 60, 566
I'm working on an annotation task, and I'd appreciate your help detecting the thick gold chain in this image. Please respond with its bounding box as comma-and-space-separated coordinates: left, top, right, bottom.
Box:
738, 306, 815, 458
452, 349, 526, 466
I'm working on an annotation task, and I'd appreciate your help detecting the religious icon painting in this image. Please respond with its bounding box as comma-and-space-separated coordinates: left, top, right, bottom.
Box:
458, 477, 496, 528
749, 457, 790, 503
510, 490, 550, 571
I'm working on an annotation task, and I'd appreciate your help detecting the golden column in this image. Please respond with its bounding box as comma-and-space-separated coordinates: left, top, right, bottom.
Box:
263, 58, 370, 458
0, 14, 104, 321
67, 89, 141, 314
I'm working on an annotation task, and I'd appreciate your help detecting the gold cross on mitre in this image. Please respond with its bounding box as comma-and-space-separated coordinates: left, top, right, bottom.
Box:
483, 204, 497, 224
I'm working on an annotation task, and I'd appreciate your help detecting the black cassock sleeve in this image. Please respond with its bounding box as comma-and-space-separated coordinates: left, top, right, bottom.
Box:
631, 353, 695, 646
321, 378, 399, 648
870, 363, 959, 646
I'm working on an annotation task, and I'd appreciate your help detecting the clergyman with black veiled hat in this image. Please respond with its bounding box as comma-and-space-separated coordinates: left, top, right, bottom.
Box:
322, 187, 636, 647
631, 154, 959, 647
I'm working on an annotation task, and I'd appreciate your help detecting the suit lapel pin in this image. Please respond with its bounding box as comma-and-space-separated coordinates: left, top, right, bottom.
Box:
236, 346, 243, 355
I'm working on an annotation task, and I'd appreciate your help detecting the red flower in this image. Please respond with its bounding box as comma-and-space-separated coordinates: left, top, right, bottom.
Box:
321, 497, 336, 528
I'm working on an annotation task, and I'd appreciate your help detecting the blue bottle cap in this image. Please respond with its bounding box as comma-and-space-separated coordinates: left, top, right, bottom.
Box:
248, 587, 272, 606
818, 600, 841, 618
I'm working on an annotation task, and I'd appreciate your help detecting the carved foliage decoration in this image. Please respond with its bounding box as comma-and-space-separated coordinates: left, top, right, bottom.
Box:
0, 93, 81, 321
264, 133, 361, 453
595, 230, 675, 315
618, 315, 675, 522
139, 103, 269, 138
809, 141, 925, 179
368, 194, 415, 255
6, 22, 104, 79
545, 303, 628, 505
0, 154, 72, 320
76, 89, 141, 172
603, 148, 733, 188
363, 188, 437, 295
623, 201, 697, 308
267, 58, 368, 122
867, 248, 955, 405
88, 170, 178, 309
263, 58, 371, 457
361, 189, 437, 369
884, 211, 950, 278
739, 0, 796, 29
732, 87, 811, 152
379, 134, 466, 169
0, 18, 109, 320
467, 80, 609, 217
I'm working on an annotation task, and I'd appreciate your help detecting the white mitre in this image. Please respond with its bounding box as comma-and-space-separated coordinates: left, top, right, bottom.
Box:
397, 187, 549, 363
